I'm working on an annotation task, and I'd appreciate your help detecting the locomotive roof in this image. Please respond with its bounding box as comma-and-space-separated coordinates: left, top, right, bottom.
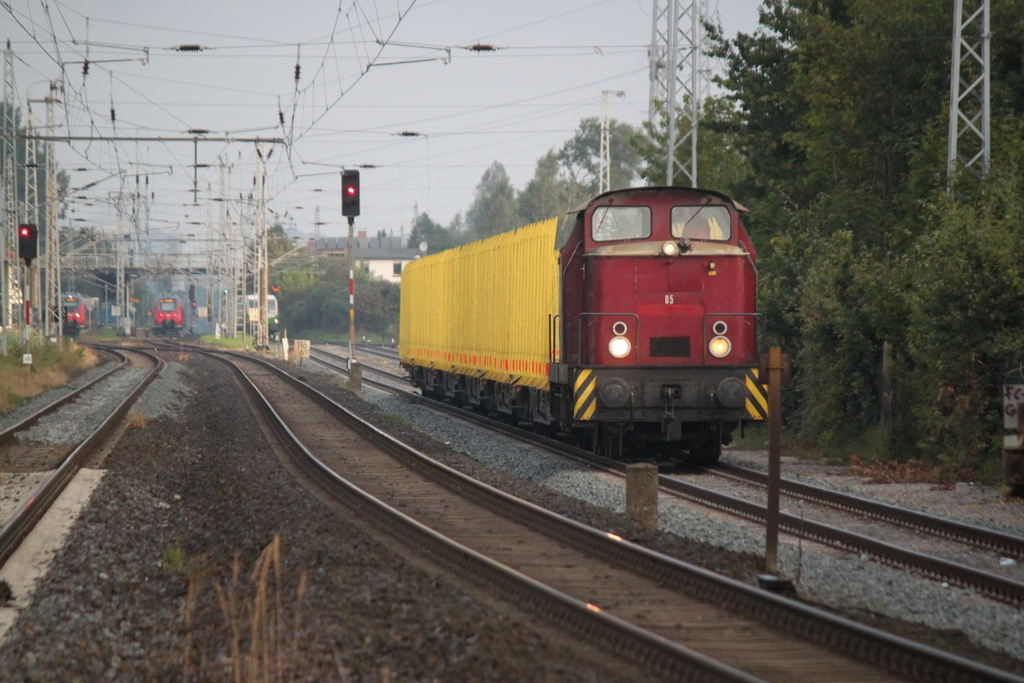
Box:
570, 186, 748, 214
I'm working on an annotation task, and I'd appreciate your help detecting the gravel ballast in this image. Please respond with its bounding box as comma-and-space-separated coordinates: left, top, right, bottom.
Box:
307, 361, 1024, 673
0, 353, 641, 682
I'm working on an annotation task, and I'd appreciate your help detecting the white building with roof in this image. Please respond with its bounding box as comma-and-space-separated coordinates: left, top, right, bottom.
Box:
307, 233, 422, 283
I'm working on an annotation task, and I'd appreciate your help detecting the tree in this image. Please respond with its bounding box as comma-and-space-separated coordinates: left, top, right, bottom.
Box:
518, 150, 569, 224
559, 117, 640, 207
465, 161, 521, 239
632, 96, 752, 196
407, 211, 465, 254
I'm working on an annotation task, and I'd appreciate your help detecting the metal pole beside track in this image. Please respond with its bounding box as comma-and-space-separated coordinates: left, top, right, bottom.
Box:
347, 215, 355, 369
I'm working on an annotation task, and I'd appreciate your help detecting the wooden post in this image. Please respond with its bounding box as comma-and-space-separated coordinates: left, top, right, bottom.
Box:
765, 346, 783, 574
626, 463, 659, 529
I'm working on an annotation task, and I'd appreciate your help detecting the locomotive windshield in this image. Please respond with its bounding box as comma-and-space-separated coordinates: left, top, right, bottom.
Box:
671, 205, 732, 241
158, 299, 177, 312
592, 206, 651, 242
63, 298, 78, 309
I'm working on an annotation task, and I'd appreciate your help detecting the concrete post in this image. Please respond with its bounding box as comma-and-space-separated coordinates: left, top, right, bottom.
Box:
626, 463, 659, 529
349, 360, 362, 392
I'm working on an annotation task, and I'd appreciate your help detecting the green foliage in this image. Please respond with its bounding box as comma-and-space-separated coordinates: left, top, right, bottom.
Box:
466, 161, 521, 239
904, 157, 1024, 473
633, 97, 752, 196
705, 0, 1024, 476
558, 116, 640, 201
276, 257, 400, 339
407, 211, 466, 254
518, 150, 570, 224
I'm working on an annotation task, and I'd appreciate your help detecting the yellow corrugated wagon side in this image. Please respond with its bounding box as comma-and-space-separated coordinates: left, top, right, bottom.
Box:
400, 218, 560, 390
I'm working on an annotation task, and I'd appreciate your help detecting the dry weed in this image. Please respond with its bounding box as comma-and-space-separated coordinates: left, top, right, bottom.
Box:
183, 534, 310, 683
125, 411, 147, 429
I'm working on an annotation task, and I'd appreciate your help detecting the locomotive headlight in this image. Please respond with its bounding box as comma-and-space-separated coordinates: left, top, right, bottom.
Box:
661, 240, 679, 257
608, 336, 631, 358
709, 336, 732, 358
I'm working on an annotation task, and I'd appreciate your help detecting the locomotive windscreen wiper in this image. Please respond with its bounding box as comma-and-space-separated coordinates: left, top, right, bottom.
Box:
680, 195, 714, 231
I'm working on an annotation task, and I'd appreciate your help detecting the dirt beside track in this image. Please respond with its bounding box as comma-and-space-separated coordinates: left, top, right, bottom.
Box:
0, 353, 641, 682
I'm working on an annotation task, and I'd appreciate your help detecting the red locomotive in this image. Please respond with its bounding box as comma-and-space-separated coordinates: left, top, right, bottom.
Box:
401, 186, 767, 463
61, 293, 89, 336
153, 294, 184, 336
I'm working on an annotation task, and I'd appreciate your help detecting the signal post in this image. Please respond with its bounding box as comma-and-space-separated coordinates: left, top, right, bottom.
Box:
342, 170, 360, 368
17, 224, 38, 338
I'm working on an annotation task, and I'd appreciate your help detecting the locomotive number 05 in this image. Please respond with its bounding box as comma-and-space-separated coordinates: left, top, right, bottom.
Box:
665, 294, 674, 304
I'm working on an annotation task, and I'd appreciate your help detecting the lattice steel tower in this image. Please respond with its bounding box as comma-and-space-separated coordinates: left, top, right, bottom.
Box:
2, 42, 17, 334
947, 0, 990, 186
649, 0, 710, 187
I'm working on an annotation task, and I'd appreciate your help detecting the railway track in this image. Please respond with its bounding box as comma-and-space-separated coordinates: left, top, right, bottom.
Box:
0, 346, 164, 568
205, 346, 1020, 682
708, 462, 1024, 559
305, 344, 1024, 606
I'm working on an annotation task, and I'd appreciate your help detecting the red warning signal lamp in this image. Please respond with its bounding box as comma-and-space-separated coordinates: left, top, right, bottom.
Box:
18, 224, 38, 266
341, 169, 360, 217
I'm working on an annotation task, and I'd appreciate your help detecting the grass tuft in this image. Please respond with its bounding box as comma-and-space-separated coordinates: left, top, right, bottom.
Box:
126, 411, 147, 429
183, 534, 311, 682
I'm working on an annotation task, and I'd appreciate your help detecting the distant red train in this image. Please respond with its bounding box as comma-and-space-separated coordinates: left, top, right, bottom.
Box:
61, 293, 89, 336
401, 186, 767, 464
153, 294, 184, 335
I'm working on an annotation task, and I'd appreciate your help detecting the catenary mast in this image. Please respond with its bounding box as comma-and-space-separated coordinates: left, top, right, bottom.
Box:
947, 0, 990, 188
648, 0, 710, 187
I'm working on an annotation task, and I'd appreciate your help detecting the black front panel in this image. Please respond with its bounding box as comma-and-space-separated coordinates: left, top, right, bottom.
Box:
650, 336, 690, 358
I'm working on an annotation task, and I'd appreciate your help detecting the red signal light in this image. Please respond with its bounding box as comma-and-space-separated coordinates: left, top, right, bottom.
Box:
341, 170, 360, 217
18, 224, 38, 265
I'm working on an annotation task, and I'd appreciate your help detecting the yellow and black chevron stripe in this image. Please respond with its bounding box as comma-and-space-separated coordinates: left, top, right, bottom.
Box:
574, 369, 598, 421
745, 368, 768, 420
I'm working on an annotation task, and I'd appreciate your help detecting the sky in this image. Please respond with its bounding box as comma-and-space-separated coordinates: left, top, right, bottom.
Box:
1, 0, 765, 246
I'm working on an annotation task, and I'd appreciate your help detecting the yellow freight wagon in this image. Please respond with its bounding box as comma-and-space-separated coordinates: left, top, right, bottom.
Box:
400, 218, 560, 390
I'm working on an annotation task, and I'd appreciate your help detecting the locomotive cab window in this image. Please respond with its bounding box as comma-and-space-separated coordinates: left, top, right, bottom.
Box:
671, 205, 732, 241
159, 300, 177, 312
592, 206, 651, 242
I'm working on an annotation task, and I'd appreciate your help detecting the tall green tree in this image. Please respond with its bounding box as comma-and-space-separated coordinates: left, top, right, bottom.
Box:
407, 211, 465, 254
632, 96, 751, 196
559, 117, 640, 207
466, 161, 521, 239
518, 149, 569, 224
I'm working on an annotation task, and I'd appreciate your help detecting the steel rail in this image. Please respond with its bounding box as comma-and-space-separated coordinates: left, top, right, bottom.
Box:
0, 347, 126, 446
0, 347, 164, 568
304, 347, 1024, 606
211, 350, 763, 683
210, 347, 1021, 683
711, 462, 1024, 559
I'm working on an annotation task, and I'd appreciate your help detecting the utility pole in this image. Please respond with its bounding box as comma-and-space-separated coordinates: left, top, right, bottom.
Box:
2, 41, 17, 353
947, 0, 990, 188
116, 198, 127, 336
23, 110, 38, 335
649, 0, 709, 187
255, 143, 269, 351
218, 156, 227, 335
599, 90, 625, 194
44, 82, 61, 337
